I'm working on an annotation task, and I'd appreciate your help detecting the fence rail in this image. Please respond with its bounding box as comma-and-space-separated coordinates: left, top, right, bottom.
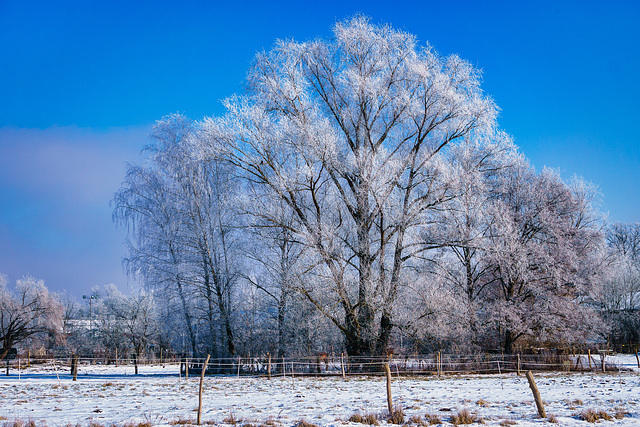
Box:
3, 351, 639, 377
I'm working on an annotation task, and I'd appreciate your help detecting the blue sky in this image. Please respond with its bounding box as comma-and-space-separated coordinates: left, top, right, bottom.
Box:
1, 0, 638, 297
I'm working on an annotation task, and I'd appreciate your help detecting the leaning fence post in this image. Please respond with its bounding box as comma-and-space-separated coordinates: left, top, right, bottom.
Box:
525, 371, 546, 418
384, 362, 393, 415
197, 354, 210, 426
635, 349, 639, 369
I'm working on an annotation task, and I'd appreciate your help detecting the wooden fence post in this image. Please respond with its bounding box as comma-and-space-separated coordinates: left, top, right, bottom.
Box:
601, 352, 606, 373
71, 355, 78, 381
384, 362, 393, 415
267, 353, 272, 380
282, 356, 286, 378
341, 353, 345, 379
525, 371, 546, 418
197, 354, 210, 426
635, 349, 639, 369
517, 354, 521, 376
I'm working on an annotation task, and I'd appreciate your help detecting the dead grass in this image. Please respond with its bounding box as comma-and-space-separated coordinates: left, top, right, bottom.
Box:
424, 413, 442, 425
348, 413, 379, 425
223, 412, 241, 425
450, 409, 482, 425
476, 399, 489, 407
614, 408, 627, 419
498, 420, 517, 426
578, 409, 613, 423
386, 408, 405, 424
547, 414, 558, 423
294, 420, 319, 427
168, 420, 195, 426
1, 421, 39, 427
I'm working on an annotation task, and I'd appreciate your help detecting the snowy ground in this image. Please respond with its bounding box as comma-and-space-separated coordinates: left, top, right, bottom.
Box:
1, 358, 639, 426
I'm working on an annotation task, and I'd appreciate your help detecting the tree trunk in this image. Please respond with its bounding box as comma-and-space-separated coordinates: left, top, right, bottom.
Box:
133, 352, 139, 375
504, 329, 515, 354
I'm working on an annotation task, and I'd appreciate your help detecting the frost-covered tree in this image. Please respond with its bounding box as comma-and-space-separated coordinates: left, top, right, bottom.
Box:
203, 16, 498, 356
99, 285, 160, 374
600, 223, 640, 348
414, 133, 518, 350
0, 275, 63, 360
113, 114, 242, 358
484, 165, 605, 352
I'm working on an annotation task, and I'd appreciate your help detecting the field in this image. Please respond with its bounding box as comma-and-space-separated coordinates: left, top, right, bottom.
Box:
1, 357, 639, 426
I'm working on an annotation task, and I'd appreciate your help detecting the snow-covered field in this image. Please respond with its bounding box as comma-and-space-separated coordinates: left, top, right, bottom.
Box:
1, 358, 639, 426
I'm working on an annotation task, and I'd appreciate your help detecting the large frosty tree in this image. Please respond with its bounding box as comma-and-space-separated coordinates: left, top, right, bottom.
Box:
203, 17, 498, 356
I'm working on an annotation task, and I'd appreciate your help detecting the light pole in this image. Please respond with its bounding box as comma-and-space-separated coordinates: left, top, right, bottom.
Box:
83, 294, 98, 331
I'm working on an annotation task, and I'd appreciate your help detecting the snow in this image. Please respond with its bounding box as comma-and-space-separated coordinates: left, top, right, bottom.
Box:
1, 361, 639, 426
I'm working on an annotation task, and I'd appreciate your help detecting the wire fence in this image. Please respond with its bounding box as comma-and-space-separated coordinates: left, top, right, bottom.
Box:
3, 351, 639, 377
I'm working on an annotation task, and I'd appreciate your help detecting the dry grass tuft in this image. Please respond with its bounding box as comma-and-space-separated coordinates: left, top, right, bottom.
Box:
169, 420, 195, 426
294, 420, 319, 427
384, 407, 405, 425
578, 409, 612, 423
476, 399, 489, 407
498, 420, 517, 426
406, 415, 424, 426
348, 413, 379, 425
223, 412, 241, 425
614, 408, 627, 419
547, 414, 558, 423
450, 409, 481, 425
424, 413, 442, 425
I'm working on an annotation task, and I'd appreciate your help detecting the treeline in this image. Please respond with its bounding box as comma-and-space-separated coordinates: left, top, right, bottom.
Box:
3, 18, 638, 362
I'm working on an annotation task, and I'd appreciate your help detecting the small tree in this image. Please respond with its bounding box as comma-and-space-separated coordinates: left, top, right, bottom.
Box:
0, 274, 63, 361
101, 285, 160, 374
